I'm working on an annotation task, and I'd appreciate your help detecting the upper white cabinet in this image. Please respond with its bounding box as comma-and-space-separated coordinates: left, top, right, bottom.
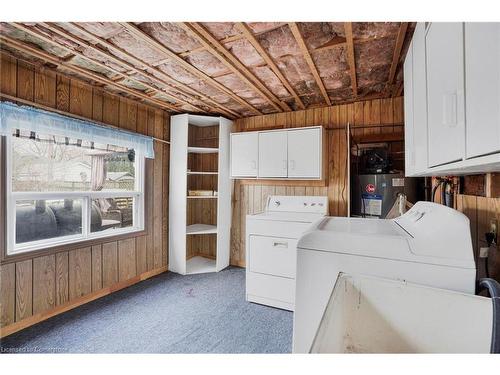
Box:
404, 37, 415, 176
258, 131, 288, 178
288, 127, 322, 178
412, 23, 429, 174
230, 126, 323, 180
426, 23, 465, 167
404, 22, 500, 176
230, 132, 258, 177
465, 23, 500, 159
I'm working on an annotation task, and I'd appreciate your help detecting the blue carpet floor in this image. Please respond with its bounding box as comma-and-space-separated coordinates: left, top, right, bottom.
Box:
0, 267, 293, 353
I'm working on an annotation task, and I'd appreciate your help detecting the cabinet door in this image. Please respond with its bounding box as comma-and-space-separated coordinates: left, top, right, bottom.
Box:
403, 38, 415, 176
412, 23, 429, 174
426, 22, 465, 167
465, 23, 500, 158
230, 132, 258, 177
288, 127, 322, 178
258, 131, 288, 178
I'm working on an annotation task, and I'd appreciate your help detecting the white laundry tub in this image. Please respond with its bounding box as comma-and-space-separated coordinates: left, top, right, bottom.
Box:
310, 273, 499, 353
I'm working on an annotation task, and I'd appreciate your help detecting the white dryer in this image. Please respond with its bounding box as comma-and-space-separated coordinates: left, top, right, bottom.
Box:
293, 201, 476, 353
246, 195, 328, 311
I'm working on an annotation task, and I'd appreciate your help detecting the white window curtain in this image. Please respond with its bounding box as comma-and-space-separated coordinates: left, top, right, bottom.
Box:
0, 101, 155, 158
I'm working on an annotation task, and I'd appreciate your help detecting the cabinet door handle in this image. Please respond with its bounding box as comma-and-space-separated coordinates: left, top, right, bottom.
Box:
283, 160, 287, 170
272, 241, 288, 248
442, 92, 457, 127
290, 160, 296, 170
251, 160, 257, 170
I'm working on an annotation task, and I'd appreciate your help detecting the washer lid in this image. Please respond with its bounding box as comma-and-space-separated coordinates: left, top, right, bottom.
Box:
318, 216, 408, 237
297, 214, 475, 269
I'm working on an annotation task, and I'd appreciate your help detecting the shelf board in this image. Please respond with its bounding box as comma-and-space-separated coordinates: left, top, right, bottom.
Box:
186, 256, 216, 274
186, 224, 217, 235
352, 131, 404, 144
187, 195, 218, 199
188, 146, 219, 154
187, 171, 218, 175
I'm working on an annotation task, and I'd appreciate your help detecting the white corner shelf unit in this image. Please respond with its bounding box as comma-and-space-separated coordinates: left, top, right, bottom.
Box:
169, 114, 232, 275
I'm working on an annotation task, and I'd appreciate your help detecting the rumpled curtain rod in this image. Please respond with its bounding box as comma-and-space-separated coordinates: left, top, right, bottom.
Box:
11, 131, 132, 154
0, 94, 170, 145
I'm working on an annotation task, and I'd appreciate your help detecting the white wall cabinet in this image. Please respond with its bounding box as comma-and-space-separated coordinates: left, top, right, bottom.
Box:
230, 132, 258, 177
231, 126, 323, 180
412, 22, 429, 175
465, 23, 500, 159
404, 22, 500, 176
288, 128, 322, 178
426, 22, 465, 167
404, 37, 415, 176
258, 131, 288, 178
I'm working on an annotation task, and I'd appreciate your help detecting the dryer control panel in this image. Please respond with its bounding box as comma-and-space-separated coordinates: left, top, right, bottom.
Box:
266, 196, 328, 214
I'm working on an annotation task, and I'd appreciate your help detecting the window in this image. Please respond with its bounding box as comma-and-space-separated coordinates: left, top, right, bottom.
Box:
5, 128, 145, 255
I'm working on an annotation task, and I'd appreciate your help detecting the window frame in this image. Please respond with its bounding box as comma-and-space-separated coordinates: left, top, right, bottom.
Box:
4, 132, 146, 256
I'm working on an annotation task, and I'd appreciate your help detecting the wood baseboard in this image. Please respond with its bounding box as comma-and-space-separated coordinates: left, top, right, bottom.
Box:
0, 266, 168, 338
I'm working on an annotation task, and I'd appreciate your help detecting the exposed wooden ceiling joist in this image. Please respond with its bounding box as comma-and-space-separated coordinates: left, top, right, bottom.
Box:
0, 35, 181, 112
10, 22, 207, 114
177, 23, 287, 58
181, 22, 291, 112
288, 22, 331, 106
344, 22, 358, 98
2, 22, 411, 114
236, 22, 305, 110
314, 36, 348, 53
387, 22, 409, 95
178, 31, 400, 60
118, 22, 262, 116
50, 22, 239, 118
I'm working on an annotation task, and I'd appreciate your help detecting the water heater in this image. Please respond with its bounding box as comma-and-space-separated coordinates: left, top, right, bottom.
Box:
351, 173, 418, 218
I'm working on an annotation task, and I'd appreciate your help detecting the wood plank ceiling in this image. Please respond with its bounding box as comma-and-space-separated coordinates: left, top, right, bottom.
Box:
0, 22, 415, 119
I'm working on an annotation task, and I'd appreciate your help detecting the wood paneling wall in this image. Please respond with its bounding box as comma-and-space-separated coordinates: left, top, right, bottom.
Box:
456, 195, 500, 281
230, 97, 404, 267
0, 54, 170, 334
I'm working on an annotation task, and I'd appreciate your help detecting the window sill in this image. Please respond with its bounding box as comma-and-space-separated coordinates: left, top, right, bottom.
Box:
1, 228, 148, 265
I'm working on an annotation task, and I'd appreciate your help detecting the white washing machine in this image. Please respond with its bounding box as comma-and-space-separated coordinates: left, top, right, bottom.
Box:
246, 195, 328, 311
293, 201, 476, 353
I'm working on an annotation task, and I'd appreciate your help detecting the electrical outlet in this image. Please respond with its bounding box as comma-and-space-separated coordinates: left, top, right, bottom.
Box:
490, 219, 498, 244
479, 247, 489, 258
490, 219, 497, 235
